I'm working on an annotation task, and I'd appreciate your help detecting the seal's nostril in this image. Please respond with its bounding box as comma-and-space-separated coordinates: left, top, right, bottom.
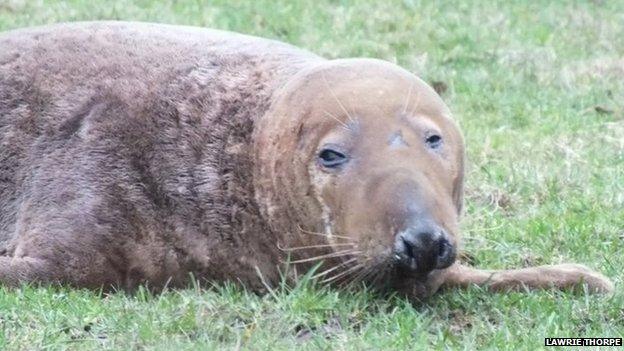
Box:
402, 237, 415, 258
395, 227, 455, 272
437, 238, 449, 259
434, 238, 455, 269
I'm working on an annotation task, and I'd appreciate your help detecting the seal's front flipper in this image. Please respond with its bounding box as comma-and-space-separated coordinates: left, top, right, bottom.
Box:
441, 263, 614, 294
0, 256, 61, 287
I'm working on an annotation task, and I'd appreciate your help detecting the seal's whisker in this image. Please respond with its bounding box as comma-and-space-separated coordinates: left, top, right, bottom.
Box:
321, 262, 365, 284
311, 257, 358, 280
288, 249, 361, 264
402, 81, 414, 114
299, 231, 352, 241
352, 267, 379, 289
322, 72, 356, 124
297, 225, 353, 240
337, 266, 366, 288
323, 110, 350, 130
349, 260, 377, 286
277, 242, 355, 252
409, 91, 422, 117
351, 256, 390, 288
368, 262, 390, 289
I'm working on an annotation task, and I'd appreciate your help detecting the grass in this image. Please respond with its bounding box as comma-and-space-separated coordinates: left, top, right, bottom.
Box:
0, 0, 623, 349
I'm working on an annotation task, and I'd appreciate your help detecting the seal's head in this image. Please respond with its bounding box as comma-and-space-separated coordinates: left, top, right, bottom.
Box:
255, 59, 464, 297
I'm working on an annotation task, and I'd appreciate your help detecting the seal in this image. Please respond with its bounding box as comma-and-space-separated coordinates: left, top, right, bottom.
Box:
0, 22, 613, 297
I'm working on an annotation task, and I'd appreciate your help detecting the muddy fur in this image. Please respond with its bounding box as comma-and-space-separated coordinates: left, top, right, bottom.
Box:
0, 22, 613, 297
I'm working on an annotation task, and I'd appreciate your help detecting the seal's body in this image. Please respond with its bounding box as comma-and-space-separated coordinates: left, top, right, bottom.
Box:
0, 22, 319, 291
0, 22, 613, 297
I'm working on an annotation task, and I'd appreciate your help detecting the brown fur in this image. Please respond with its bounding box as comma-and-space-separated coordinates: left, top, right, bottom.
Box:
0, 22, 613, 297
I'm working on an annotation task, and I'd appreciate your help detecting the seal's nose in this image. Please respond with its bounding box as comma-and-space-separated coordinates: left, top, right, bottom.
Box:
393, 225, 456, 273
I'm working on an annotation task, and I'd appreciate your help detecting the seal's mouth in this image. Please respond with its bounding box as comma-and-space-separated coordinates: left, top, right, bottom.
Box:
305, 224, 456, 290
355, 255, 434, 295
327, 251, 430, 288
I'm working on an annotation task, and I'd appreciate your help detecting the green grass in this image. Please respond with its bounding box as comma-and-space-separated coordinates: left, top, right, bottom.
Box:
1, 0, 623, 349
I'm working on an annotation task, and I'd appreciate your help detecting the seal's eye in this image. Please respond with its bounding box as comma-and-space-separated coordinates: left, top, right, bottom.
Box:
425, 134, 443, 149
318, 148, 348, 168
